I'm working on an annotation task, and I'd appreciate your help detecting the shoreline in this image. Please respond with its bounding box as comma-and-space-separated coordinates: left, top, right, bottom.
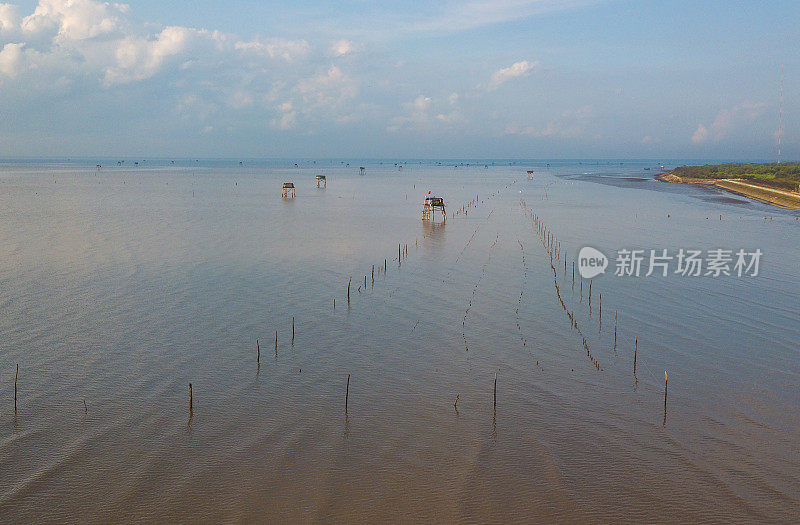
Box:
656, 172, 800, 211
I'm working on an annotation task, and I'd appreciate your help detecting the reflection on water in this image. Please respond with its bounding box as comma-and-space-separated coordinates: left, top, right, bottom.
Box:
0, 159, 798, 522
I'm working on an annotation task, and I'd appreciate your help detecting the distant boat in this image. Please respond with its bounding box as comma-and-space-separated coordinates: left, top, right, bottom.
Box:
644, 167, 651, 171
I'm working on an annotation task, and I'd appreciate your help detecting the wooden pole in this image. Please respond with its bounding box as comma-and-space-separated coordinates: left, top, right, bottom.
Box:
614, 311, 618, 349
664, 371, 668, 422
634, 336, 638, 375
275, 330, 278, 356
292, 317, 295, 341
189, 383, 193, 412
493, 372, 497, 407
345, 373, 350, 413
385, 259, 387, 272
454, 393, 459, 409
14, 364, 18, 412
372, 264, 374, 286
347, 277, 351, 304
257, 339, 260, 365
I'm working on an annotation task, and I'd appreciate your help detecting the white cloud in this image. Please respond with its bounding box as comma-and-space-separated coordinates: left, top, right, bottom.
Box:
296, 65, 358, 108
411, 0, 600, 33
271, 100, 297, 129
0, 3, 19, 32
504, 105, 594, 138
0, 0, 380, 141
234, 38, 310, 62
411, 95, 431, 112
0, 42, 23, 77
388, 94, 463, 132
271, 110, 297, 130
329, 39, 361, 57
691, 123, 708, 144
21, 0, 123, 40
488, 60, 538, 90
691, 101, 767, 144
105, 26, 195, 84
1, 0, 316, 90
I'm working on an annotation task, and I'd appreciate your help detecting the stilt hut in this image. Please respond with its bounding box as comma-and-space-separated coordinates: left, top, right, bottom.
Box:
316, 175, 326, 187
282, 182, 295, 198
527, 170, 534, 179
359, 166, 366, 176
422, 195, 446, 221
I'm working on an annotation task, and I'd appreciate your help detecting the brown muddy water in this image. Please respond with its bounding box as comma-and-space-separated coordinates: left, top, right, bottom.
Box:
0, 160, 798, 522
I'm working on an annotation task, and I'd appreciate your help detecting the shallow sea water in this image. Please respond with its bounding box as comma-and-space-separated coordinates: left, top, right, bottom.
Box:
0, 159, 798, 522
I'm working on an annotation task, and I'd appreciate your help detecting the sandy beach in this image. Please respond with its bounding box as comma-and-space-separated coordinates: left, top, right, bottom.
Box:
657, 172, 800, 211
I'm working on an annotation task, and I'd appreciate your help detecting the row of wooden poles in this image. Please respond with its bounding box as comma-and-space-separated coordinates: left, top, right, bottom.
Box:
338, 187, 510, 308
187, 189, 508, 416
524, 201, 601, 370
521, 199, 669, 423
185, 366, 499, 416
12, 184, 522, 419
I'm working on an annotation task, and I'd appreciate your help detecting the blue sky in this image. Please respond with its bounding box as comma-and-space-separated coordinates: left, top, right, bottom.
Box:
0, 0, 797, 159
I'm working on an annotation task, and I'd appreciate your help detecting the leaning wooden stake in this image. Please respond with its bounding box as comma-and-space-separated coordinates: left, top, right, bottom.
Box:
493, 372, 497, 407
599, 293, 602, 322
189, 383, 193, 412
347, 277, 351, 304
634, 336, 638, 375
454, 393, 459, 409
345, 373, 350, 413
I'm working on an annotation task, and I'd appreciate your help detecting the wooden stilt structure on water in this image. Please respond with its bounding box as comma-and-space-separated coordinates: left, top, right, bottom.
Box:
422, 196, 447, 221
316, 175, 326, 187
281, 182, 295, 198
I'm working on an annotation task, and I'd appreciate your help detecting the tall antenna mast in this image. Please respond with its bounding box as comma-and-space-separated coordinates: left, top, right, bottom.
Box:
778, 64, 784, 163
